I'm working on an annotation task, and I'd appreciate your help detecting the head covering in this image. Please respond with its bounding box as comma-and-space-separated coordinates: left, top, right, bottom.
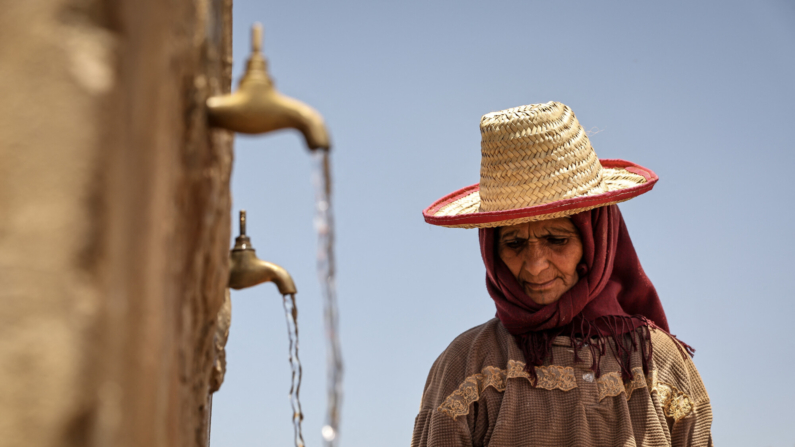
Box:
480, 205, 692, 383
423, 102, 658, 228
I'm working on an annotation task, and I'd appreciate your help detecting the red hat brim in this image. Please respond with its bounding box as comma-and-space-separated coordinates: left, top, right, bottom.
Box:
423, 159, 658, 228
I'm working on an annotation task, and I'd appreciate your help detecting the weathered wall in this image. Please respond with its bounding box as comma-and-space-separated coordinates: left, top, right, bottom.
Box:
0, 0, 233, 446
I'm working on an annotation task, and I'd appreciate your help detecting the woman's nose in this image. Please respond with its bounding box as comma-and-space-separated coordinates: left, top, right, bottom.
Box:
523, 244, 549, 276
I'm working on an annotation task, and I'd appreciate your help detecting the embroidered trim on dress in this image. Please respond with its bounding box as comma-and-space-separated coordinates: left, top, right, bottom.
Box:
438, 362, 694, 421
596, 372, 624, 401
657, 383, 694, 421
595, 367, 647, 401
625, 367, 647, 400
646, 368, 658, 393
437, 360, 577, 419
646, 369, 694, 421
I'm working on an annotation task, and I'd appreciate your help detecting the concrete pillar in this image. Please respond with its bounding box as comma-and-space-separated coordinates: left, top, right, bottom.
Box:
0, 1, 233, 446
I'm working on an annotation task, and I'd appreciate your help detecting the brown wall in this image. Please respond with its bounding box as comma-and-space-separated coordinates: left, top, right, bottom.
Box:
0, 1, 233, 446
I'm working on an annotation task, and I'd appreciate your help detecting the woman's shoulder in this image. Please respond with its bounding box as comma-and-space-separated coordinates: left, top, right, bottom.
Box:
419, 318, 514, 411
649, 327, 693, 371
440, 318, 508, 358
649, 327, 710, 406
429, 319, 512, 375
433, 318, 519, 373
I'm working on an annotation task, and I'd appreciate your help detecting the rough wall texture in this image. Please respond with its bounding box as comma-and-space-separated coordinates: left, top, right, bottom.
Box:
0, 1, 233, 446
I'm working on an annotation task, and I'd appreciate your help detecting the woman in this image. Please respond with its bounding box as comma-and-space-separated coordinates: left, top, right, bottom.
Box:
413, 102, 712, 447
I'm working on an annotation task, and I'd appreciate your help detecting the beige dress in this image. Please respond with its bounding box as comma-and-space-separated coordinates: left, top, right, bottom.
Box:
411, 318, 712, 447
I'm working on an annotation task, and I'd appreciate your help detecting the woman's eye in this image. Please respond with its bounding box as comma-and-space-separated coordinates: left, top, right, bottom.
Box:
505, 239, 525, 249
546, 237, 567, 245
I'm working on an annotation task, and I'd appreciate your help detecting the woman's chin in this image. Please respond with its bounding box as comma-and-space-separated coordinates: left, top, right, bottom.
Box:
525, 290, 564, 306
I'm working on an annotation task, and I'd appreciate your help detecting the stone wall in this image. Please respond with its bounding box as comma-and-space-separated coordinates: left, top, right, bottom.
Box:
0, 1, 233, 446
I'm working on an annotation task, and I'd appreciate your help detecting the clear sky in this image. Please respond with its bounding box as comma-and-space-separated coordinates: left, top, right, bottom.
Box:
209, 1, 795, 446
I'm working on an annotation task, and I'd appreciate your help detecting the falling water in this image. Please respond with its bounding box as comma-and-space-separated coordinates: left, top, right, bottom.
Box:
282, 293, 305, 447
312, 151, 343, 447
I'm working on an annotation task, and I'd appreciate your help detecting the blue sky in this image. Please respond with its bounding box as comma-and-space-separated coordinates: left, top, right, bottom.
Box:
210, 1, 795, 446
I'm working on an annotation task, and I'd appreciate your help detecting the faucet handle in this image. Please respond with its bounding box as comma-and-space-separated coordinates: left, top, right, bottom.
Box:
252, 23, 263, 54
232, 209, 253, 251
239, 209, 247, 236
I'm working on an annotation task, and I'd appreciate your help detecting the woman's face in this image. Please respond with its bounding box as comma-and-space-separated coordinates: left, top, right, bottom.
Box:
497, 217, 584, 305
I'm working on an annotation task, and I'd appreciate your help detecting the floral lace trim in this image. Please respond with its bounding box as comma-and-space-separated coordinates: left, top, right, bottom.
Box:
646, 370, 694, 421
596, 367, 648, 401
437, 360, 576, 419
596, 367, 694, 422
438, 364, 694, 421
506, 360, 577, 392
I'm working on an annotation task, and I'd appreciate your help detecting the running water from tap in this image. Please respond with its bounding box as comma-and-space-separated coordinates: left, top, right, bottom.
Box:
282, 293, 305, 447
312, 151, 343, 447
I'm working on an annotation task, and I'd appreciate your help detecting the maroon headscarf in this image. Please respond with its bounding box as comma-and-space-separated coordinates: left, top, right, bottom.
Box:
480, 205, 691, 383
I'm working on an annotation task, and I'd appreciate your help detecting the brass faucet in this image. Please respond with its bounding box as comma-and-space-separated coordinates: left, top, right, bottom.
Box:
228, 210, 297, 294
206, 23, 331, 150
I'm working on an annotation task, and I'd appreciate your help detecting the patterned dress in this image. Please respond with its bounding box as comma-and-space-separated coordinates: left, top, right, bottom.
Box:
412, 319, 712, 447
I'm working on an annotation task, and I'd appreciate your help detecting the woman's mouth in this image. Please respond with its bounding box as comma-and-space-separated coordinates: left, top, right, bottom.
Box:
523, 278, 558, 291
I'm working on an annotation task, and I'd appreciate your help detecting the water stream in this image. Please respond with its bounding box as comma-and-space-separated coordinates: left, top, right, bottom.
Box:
312, 151, 343, 447
281, 293, 305, 447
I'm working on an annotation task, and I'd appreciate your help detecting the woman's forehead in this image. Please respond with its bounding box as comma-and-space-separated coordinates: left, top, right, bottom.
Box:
499, 218, 578, 237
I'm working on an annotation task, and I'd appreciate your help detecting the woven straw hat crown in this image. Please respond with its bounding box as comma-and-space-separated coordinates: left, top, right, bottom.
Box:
478, 101, 606, 213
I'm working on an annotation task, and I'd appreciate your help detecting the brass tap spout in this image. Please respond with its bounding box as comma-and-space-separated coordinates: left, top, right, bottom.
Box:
228, 210, 297, 294
206, 23, 331, 151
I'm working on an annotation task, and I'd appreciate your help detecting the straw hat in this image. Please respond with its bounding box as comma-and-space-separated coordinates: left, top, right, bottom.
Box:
423, 101, 658, 228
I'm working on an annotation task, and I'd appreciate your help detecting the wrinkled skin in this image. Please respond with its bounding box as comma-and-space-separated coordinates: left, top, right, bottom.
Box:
497, 217, 584, 305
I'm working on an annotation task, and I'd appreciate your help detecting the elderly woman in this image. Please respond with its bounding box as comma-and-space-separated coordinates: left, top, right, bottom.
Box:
413, 102, 712, 447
